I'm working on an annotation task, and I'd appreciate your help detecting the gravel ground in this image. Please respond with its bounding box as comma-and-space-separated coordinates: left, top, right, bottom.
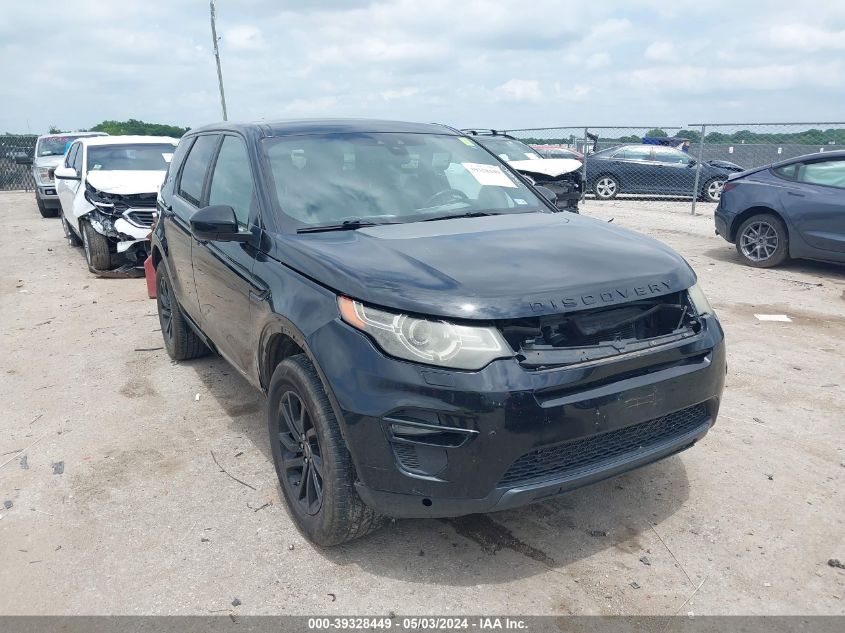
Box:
1, 191, 843, 616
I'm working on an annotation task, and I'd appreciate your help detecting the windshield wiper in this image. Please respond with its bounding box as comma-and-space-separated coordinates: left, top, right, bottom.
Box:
297, 219, 397, 234
422, 211, 503, 222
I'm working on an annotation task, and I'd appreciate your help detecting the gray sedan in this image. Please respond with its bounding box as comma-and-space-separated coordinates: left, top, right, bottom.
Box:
715, 150, 845, 267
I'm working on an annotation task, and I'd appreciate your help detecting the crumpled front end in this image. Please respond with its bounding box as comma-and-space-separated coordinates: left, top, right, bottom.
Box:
78, 182, 157, 269
508, 159, 583, 212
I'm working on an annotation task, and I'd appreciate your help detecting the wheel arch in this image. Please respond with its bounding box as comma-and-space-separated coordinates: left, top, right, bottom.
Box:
729, 206, 788, 243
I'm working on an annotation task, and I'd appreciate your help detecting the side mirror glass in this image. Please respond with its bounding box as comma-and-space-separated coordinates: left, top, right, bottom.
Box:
534, 185, 557, 204
54, 166, 79, 180
190, 204, 251, 242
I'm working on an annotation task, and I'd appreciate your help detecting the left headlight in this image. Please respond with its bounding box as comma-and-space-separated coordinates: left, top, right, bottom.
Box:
687, 282, 714, 316
338, 297, 510, 370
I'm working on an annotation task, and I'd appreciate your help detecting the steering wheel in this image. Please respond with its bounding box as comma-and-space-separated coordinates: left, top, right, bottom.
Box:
423, 189, 470, 208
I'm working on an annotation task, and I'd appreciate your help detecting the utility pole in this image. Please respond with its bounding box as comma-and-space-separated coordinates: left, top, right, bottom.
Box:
210, 0, 228, 121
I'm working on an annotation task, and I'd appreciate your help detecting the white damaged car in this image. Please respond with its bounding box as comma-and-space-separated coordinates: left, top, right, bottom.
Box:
464, 130, 583, 212
54, 136, 178, 274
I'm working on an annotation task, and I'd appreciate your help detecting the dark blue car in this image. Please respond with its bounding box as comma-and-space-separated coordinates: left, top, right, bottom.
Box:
151, 119, 725, 545
715, 150, 845, 267
586, 144, 732, 202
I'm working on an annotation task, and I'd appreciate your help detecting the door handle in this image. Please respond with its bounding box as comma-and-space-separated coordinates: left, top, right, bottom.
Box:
787, 191, 805, 197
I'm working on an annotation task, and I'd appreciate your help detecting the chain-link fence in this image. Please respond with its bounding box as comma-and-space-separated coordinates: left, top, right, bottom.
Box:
0, 135, 38, 191
504, 122, 845, 214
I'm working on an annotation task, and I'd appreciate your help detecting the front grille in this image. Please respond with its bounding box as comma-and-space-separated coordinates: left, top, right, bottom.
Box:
498, 403, 708, 487
124, 209, 155, 228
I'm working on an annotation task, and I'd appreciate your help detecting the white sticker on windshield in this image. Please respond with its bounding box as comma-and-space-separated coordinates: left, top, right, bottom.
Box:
461, 162, 517, 188
162, 153, 173, 163
524, 153, 540, 160
514, 198, 528, 205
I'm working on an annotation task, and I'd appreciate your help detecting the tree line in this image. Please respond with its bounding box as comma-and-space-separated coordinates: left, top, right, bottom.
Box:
521, 127, 845, 146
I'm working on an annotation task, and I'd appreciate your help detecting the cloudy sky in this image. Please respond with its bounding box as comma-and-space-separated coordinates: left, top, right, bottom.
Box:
2, 0, 844, 134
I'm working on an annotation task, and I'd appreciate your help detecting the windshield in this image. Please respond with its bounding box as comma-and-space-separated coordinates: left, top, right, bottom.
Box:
474, 137, 542, 162
36, 135, 91, 157
262, 133, 546, 228
86, 144, 175, 171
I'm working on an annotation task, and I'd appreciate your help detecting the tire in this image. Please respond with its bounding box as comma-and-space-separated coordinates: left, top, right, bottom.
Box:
80, 220, 112, 272
155, 264, 209, 361
62, 215, 82, 247
37, 196, 57, 218
701, 177, 725, 203
593, 174, 619, 200
735, 214, 788, 268
268, 354, 383, 546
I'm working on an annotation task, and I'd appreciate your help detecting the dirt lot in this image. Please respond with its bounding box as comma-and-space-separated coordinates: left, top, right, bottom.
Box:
1, 191, 843, 616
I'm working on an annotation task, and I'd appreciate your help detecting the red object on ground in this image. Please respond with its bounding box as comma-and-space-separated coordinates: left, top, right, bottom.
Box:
144, 255, 156, 299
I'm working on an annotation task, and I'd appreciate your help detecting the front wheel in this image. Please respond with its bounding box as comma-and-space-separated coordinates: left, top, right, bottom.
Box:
80, 220, 111, 271
736, 214, 788, 268
269, 355, 383, 546
593, 175, 619, 200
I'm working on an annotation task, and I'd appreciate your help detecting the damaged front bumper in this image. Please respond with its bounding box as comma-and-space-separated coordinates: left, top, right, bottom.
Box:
85, 208, 152, 262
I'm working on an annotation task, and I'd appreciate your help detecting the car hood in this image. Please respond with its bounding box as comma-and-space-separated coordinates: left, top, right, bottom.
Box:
33, 155, 64, 169
85, 170, 166, 194
273, 213, 696, 320
507, 158, 582, 177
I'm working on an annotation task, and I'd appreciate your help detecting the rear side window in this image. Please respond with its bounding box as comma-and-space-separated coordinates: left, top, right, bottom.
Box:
773, 163, 798, 180
178, 135, 219, 206
798, 159, 845, 189
208, 136, 255, 229
621, 147, 652, 161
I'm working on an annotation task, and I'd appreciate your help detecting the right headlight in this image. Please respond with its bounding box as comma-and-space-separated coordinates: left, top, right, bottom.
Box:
687, 282, 714, 316
338, 297, 510, 370
35, 167, 53, 185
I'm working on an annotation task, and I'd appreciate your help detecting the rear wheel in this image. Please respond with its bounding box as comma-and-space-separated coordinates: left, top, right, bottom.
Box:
269, 355, 383, 546
736, 214, 788, 268
62, 215, 82, 247
80, 220, 111, 272
593, 175, 619, 200
156, 264, 209, 360
37, 196, 57, 218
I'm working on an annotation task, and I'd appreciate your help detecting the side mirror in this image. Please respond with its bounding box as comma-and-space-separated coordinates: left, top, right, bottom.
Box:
15, 155, 33, 165
687, 158, 697, 167
54, 166, 79, 180
534, 185, 557, 204
190, 205, 251, 242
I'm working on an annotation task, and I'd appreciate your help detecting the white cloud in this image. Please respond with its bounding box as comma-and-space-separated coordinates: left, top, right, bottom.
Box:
585, 53, 610, 69
765, 24, 845, 52
495, 79, 543, 103
225, 25, 266, 51
644, 41, 675, 61
379, 87, 421, 101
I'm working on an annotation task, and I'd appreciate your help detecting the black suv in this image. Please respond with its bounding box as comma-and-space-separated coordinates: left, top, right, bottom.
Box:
152, 119, 726, 546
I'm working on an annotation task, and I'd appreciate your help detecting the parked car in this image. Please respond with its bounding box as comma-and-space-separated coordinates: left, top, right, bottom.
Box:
585, 144, 733, 202
54, 135, 178, 273
715, 150, 845, 267
31, 132, 108, 217
151, 119, 725, 546
464, 130, 582, 211
533, 145, 584, 161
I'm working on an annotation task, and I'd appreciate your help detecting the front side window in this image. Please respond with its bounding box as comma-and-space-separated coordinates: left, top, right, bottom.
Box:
262, 133, 546, 228
208, 136, 255, 228
72, 144, 84, 173
178, 135, 220, 206
798, 159, 845, 189
65, 142, 80, 168
652, 147, 690, 164
87, 144, 175, 172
